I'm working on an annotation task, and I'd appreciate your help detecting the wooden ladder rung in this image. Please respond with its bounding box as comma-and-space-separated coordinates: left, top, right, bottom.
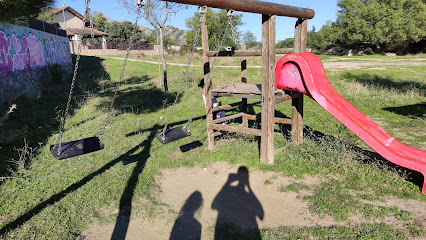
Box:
212, 101, 242, 112
244, 113, 292, 124
213, 112, 245, 124
210, 123, 262, 136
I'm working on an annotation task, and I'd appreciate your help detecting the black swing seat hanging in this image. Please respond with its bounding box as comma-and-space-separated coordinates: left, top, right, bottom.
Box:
50, 136, 104, 160
156, 126, 191, 144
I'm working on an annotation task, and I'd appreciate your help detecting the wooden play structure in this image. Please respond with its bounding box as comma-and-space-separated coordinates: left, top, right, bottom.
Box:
164, 0, 315, 164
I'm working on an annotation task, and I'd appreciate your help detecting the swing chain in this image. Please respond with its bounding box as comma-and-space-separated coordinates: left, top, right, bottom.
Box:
228, 12, 239, 45
98, 5, 143, 144
89, 10, 95, 38
56, 0, 91, 154
184, 13, 235, 132
160, 12, 203, 138
61, 0, 67, 31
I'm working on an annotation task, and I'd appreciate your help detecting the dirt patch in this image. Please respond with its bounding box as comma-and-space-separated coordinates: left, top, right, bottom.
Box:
84, 162, 426, 239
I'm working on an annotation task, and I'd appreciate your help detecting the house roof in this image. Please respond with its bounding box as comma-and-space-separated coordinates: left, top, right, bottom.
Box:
50, 6, 108, 37
51, 6, 86, 24
66, 27, 109, 37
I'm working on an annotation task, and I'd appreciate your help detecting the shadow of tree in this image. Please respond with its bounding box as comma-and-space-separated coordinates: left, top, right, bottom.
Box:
0, 55, 109, 183
96, 76, 181, 115
0, 125, 158, 237
341, 72, 425, 93
111, 125, 158, 239
383, 103, 426, 119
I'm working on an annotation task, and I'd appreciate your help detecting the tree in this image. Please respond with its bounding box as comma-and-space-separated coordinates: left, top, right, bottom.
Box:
106, 21, 143, 44
93, 12, 108, 32
146, 32, 157, 44
0, 0, 54, 22
117, 0, 184, 102
276, 38, 294, 48
185, 8, 243, 50
336, 0, 426, 50
36, 8, 58, 23
242, 31, 261, 49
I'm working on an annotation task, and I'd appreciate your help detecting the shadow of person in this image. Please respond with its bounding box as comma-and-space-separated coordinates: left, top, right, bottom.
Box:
212, 166, 264, 240
169, 191, 203, 240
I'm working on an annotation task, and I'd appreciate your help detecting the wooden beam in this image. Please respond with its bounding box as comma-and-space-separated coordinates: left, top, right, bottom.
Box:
201, 14, 214, 150
206, 48, 293, 57
213, 112, 245, 124
260, 14, 275, 164
160, 0, 315, 19
244, 114, 292, 125
210, 124, 262, 136
241, 45, 248, 127
212, 101, 242, 112
291, 18, 307, 144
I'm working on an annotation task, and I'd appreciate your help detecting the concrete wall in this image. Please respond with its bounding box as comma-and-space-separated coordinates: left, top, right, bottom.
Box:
0, 22, 73, 103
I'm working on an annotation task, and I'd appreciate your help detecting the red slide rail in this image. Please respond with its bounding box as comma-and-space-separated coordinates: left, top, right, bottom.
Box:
275, 52, 426, 193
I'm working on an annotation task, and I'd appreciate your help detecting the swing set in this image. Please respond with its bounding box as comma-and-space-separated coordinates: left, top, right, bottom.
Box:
50, 0, 145, 159
51, 0, 315, 165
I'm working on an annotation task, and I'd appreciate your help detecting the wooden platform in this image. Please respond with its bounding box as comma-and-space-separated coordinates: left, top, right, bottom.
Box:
212, 83, 299, 103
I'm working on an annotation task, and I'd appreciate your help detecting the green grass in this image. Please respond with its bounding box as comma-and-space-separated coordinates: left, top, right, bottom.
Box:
0, 54, 425, 239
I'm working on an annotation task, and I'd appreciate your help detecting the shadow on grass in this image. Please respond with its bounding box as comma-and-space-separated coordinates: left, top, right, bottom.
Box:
0, 56, 108, 183
0, 125, 158, 238
111, 125, 158, 240
341, 72, 425, 93
301, 125, 424, 192
383, 103, 426, 119
96, 76, 182, 115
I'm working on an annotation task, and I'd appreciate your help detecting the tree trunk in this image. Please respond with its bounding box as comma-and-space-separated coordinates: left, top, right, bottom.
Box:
156, 28, 162, 87
159, 27, 168, 102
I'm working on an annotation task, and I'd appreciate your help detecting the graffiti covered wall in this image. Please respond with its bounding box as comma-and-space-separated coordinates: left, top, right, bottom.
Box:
0, 22, 73, 103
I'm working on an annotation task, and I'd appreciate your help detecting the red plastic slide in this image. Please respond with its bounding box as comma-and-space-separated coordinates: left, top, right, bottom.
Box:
275, 52, 426, 193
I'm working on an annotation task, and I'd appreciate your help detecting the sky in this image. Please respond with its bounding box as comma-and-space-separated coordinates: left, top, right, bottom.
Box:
55, 0, 340, 41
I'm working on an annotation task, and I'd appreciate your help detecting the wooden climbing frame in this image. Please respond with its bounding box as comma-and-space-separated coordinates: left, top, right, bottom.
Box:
163, 0, 315, 164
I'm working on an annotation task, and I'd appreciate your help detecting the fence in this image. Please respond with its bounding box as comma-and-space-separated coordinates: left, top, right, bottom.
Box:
25, 18, 67, 37
87, 42, 155, 51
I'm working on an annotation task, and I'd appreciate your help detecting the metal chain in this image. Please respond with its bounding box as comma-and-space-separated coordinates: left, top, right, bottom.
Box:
98, 5, 143, 144
56, 0, 91, 154
160, 20, 202, 138
229, 19, 239, 45
89, 10, 95, 38
184, 15, 234, 131
61, 0, 67, 31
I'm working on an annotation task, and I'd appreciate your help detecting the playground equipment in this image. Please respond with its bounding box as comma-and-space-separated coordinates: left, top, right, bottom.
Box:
275, 52, 426, 193
157, 6, 233, 144
50, 0, 145, 159
161, 0, 315, 164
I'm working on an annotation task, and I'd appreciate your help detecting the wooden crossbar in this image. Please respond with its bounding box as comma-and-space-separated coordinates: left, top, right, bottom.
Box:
160, 0, 315, 19
206, 48, 293, 57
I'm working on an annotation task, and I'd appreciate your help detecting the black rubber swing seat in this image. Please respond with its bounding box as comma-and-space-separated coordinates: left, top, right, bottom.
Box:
156, 126, 191, 144
50, 136, 104, 160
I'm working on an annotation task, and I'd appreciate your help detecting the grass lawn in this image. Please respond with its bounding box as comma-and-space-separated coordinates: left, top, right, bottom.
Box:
0, 54, 425, 239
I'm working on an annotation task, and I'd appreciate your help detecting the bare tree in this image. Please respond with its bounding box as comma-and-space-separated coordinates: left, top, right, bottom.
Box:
117, 0, 183, 103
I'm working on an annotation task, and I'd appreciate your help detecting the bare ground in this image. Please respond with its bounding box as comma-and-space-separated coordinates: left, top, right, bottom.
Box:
84, 162, 426, 239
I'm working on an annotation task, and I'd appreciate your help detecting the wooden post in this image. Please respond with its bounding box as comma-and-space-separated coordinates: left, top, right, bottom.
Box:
241, 44, 248, 127
292, 18, 307, 144
260, 14, 276, 164
201, 14, 214, 150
